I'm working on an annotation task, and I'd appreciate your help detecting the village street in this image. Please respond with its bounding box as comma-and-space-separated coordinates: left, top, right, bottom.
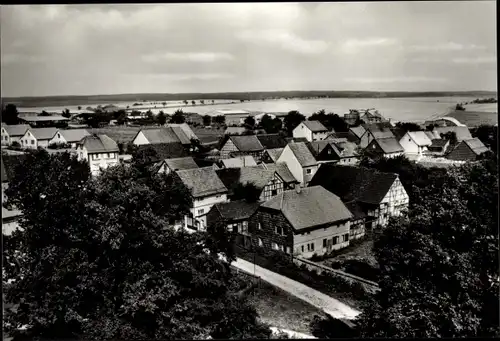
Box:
232, 257, 361, 320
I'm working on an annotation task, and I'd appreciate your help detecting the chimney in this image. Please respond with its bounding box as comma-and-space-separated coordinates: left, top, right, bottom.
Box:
295, 183, 301, 194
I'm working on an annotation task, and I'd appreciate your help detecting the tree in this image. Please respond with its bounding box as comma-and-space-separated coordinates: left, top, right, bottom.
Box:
213, 115, 226, 126
200, 100, 205, 105
259, 114, 282, 134
162, 102, 167, 107
39, 110, 51, 117
395, 122, 423, 132
203, 115, 212, 127
456, 103, 466, 111
78, 106, 82, 110
157, 111, 167, 126
2, 104, 19, 125
244, 116, 255, 129
62, 109, 71, 118
191, 100, 196, 106
3, 150, 272, 340
284, 111, 306, 136
440, 131, 458, 146
212, 100, 215, 104
471, 124, 497, 154
232, 183, 261, 202
170, 110, 185, 124
357, 155, 499, 338
183, 100, 188, 105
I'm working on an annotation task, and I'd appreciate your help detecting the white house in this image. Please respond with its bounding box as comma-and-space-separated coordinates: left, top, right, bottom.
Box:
176, 167, 228, 231
156, 156, 199, 175
292, 121, 329, 142
49, 129, 91, 148
276, 142, 318, 187
76, 134, 119, 176
1, 124, 30, 146
132, 127, 184, 146
250, 186, 354, 258
20, 128, 58, 149
399, 131, 432, 156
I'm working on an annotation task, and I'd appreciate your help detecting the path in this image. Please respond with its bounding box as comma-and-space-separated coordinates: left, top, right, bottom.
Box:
232, 258, 360, 320
269, 326, 316, 339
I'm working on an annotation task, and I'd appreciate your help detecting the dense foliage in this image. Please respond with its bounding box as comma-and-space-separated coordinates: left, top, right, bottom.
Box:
309, 109, 349, 132
471, 124, 497, 154
2, 103, 19, 125
170, 109, 185, 124
3, 149, 272, 340
357, 154, 499, 338
232, 183, 261, 202
203, 115, 211, 126
395, 121, 423, 132
259, 114, 282, 134
244, 116, 256, 129
284, 110, 306, 136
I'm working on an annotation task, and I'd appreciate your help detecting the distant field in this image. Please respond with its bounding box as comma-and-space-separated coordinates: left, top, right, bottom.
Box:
447, 110, 498, 127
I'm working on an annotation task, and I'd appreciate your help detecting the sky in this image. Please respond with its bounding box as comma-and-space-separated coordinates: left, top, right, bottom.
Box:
1, 2, 497, 97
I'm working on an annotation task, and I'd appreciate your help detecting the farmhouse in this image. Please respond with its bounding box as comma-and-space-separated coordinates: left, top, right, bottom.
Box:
347, 126, 366, 144
249, 186, 353, 258
276, 142, 318, 187
398, 131, 432, 156
219, 135, 264, 160
259, 162, 299, 190
446, 138, 489, 161
76, 134, 119, 176
207, 200, 260, 248
216, 166, 284, 202
1, 124, 30, 146
155, 156, 199, 175
18, 114, 70, 127
292, 121, 329, 142
359, 122, 395, 148
166, 123, 199, 142
427, 139, 450, 155
309, 164, 409, 229
360, 109, 386, 124
327, 130, 362, 144
175, 167, 228, 231
49, 129, 90, 148
366, 137, 404, 158
306, 139, 359, 165
345, 202, 366, 240
132, 126, 193, 146
20, 127, 58, 149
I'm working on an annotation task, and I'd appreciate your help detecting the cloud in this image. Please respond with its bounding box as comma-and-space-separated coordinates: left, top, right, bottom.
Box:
345, 77, 448, 84
407, 42, 486, 52
452, 56, 496, 64
236, 29, 329, 55
1, 54, 45, 64
125, 73, 234, 81
341, 38, 397, 53
141, 52, 234, 63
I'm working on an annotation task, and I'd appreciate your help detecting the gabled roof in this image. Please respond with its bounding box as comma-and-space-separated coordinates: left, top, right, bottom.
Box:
373, 137, 404, 154
137, 128, 181, 144
25, 127, 58, 140
261, 162, 298, 184
463, 138, 489, 155
256, 134, 288, 149
433, 126, 473, 141
136, 142, 189, 161
425, 131, 440, 140
390, 127, 407, 141
166, 123, 198, 142
80, 134, 119, 153
287, 142, 317, 167
328, 131, 361, 144
363, 123, 395, 139
406, 131, 432, 146
306, 140, 332, 157
303, 120, 329, 132
229, 135, 264, 152
261, 186, 353, 230
264, 148, 284, 162
2, 124, 30, 137
430, 139, 449, 148
177, 166, 227, 198
309, 164, 399, 205
213, 200, 260, 221
55, 129, 91, 143
164, 156, 199, 172
349, 126, 366, 139
170, 126, 191, 145
216, 167, 275, 193
221, 156, 258, 169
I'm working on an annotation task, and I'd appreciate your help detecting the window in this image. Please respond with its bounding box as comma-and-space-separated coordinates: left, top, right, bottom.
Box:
197, 209, 204, 215
31, 140, 34, 145
257, 222, 262, 230
241, 221, 249, 234
323, 239, 327, 248
286, 246, 291, 254
271, 189, 277, 196
333, 236, 339, 245
307, 243, 315, 251
258, 238, 263, 247
306, 168, 312, 174
301, 245, 305, 252
227, 224, 233, 232
311, 243, 314, 251
80, 153, 83, 158
57, 133, 61, 138
106, 153, 109, 158
275, 226, 281, 235
327, 149, 331, 154
344, 234, 349, 242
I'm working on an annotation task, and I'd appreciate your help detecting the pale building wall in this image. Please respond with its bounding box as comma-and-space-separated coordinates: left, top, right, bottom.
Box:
277, 146, 304, 185
189, 193, 228, 231
132, 131, 150, 145
20, 130, 38, 149
293, 220, 350, 258
292, 123, 313, 142
370, 177, 409, 228
399, 133, 420, 155
77, 145, 119, 176
1, 128, 9, 146
302, 165, 318, 186
359, 131, 374, 149
49, 131, 68, 146
220, 139, 239, 159
38, 140, 50, 148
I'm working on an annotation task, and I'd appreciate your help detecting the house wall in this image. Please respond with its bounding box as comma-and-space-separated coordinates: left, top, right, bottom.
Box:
49, 131, 68, 146
302, 165, 318, 186
220, 139, 239, 159
1, 128, 9, 146
276, 146, 304, 185
312, 131, 328, 141
10, 136, 23, 146
225, 115, 246, 126
399, 133, 419, 154
447, 142, 476, 161
190, 193, 228, 231
132, 131, 150, 145
292, 123, 313, 142
293, 221, 350, 258
249, 209, 295, 254
77, 146, 119, 176
359, 131, 374, 148
372, 177, 409, 228
260, 174, 284, 201
349, 218, 365, 239
20, 130, 39, 149
338, 157, 359, 165
38, 139, 50, 148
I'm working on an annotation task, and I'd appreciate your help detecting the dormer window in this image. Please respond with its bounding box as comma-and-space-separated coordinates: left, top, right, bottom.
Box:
57, 133, 61, 138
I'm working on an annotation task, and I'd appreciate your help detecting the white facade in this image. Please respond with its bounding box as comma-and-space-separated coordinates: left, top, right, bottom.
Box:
1, 127, 9, 146
132, 131, 150, 145
368, 177, 409, 228
188, 193, 228, 231
220, 139, 239, 159
292, 122, 329, 142
293, 220, 351, 258
19, 130, 52, 149
276, 145, 318, 187
399, 132, 429, 156
76, 145, 119, 176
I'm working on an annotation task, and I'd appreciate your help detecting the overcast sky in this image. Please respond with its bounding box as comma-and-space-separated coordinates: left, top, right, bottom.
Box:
1, 2, 497, 97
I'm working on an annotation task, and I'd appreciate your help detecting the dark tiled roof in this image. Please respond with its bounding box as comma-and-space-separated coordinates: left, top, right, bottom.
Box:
430, 139, 449, 148
256, 134, 288, 149
2, 124, 30, 137
230, 135, 264, 152
216, 167, 275, 194
80, 134, 119, 153
137, 142, 189, 161
214, 200, 260, 221
363, 123, 395, 139
56, 129, 91, 143
306, 141, 331, 157
349, 126, 366, 139
309, 164, 398, 205
287, 142, 317, 167
261, 162, 298, 184
170, 126, 191, 145
333, 140, 359, 158
221, 156, 258, 168
138, 128, 181, 144
303, 120, 329, 132
164, 156, 199, 171
264, 148, 284, 162
261, 186, 353, 230
177, 166, 228, 198
373, 137, 404, 154
166, 123, 198, 141
27, 127, 58, 140
328, 131, 361, 144
390, 127, 407, 141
